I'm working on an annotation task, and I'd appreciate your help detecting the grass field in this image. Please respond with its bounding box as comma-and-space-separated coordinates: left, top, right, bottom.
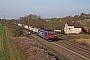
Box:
0, 24, 26, 60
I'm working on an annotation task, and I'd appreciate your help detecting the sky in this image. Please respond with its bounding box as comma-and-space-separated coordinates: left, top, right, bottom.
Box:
0, 0, 90, 19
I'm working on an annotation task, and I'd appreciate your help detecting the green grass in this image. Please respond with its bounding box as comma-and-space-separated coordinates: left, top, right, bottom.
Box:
0, 24, 10, 60
0, 23, 2, 26
0, 24, 26, 60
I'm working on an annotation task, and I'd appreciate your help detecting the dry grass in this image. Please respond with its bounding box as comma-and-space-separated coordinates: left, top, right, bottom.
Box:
76, 34, 90, 45
77, 39, 90, 45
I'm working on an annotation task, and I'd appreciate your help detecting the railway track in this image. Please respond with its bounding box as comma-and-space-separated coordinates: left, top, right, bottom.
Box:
53, 40, 90, 60
55, 40, 90, 57
31, 34, 90, 60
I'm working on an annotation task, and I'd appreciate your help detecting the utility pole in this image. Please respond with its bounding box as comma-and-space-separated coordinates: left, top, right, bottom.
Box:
28, 17, 31, 35
28, 17, 30, 26
47, 20, 50, 29
4, 15, 5, 19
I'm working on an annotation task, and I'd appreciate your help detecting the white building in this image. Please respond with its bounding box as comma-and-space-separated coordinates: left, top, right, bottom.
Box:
64, 22, 82, 34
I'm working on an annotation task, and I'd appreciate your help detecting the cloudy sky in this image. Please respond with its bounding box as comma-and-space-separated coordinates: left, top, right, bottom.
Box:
0, 0, 90, 19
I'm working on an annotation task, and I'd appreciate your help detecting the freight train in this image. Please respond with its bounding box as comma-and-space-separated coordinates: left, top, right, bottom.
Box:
37, 29, 55, 41
23, 25, 55, 41
16, 23, 55, 41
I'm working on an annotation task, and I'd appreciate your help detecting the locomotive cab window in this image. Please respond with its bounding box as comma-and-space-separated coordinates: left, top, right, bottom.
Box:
48, 31, 54, 36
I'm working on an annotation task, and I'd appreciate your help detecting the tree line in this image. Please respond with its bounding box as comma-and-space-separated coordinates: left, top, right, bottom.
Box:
0, 13, 90, 36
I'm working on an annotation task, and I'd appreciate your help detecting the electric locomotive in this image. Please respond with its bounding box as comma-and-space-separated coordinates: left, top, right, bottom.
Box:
37, 29, 55, 41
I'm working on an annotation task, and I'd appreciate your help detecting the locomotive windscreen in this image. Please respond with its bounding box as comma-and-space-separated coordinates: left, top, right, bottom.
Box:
48, 31, 54, 36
